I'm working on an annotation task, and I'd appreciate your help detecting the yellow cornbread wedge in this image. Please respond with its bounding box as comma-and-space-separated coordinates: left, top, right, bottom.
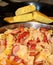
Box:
13, 13, 33, 22
15, 5, 36, 15
33, 11, 53, 23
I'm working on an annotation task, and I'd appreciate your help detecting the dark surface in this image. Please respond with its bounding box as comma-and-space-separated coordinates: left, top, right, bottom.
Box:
0, 2, 53, 27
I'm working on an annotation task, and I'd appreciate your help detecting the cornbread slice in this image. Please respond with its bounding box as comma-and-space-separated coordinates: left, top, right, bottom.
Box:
13, 13, 33, 22
15, 5, 36, 15
33, 11, 53, 23
4, 17, 13, 23
4, 13, 33, 23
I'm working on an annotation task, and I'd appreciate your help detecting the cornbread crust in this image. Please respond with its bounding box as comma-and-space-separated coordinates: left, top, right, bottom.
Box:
4, 17, 14, 23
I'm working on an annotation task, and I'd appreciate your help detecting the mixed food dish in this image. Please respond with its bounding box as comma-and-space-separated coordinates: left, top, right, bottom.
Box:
0, 26, 53, 65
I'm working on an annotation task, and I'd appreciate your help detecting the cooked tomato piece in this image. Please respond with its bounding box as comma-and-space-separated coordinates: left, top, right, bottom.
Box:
30, 44, 36, 50
12, 45, 20, 56
18, 31, 29, 40
14, 56, 21, 62
27, 40, 36, 45
17, 31, 29, 43
27, 40, 36, 50
43, 33, 48, 42
27, 40, 36, 46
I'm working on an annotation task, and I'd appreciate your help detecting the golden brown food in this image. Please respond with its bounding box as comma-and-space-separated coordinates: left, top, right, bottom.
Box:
33, 11, 53, 23
15, 5, 36, 15
4, 17, 13, 23
4, 5, 53, 24
13, 13, 33, 22
4, 13, 33, 23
